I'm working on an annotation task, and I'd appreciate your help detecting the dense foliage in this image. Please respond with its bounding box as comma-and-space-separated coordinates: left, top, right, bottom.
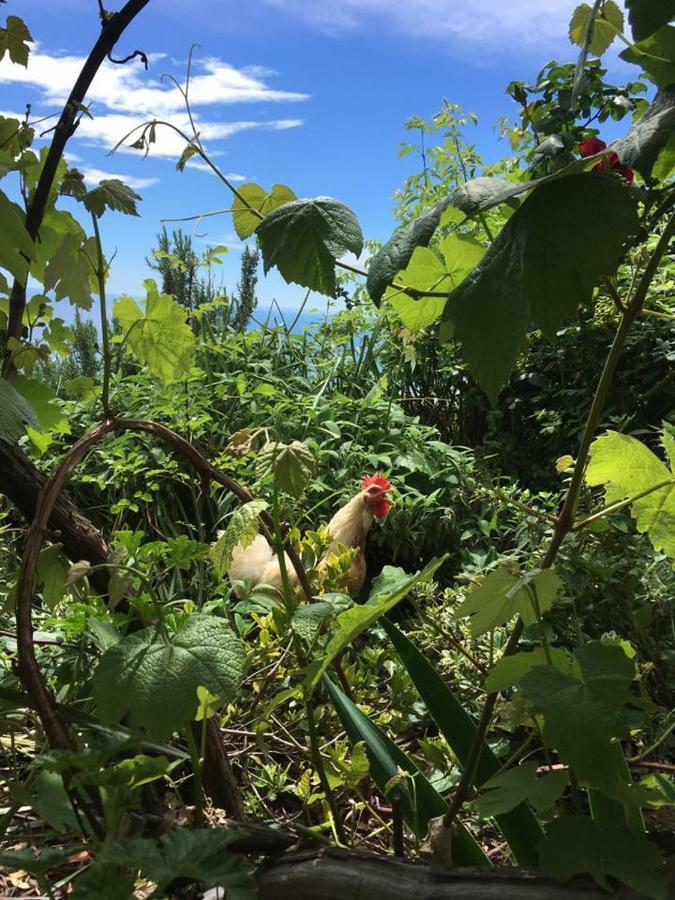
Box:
0, 2, 674, 898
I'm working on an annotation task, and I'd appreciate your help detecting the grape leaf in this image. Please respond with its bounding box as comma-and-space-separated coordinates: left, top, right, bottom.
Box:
14, 375, 69, 435
485, 646, 578, 692
569, 2, 624, 56
0, 192, 34, 280
256, 440, 315, 497
257, 197, 363, 296
0, 14, 32, 66
539, 817, 667, 898
520, 641, 635, 792
0, 379, 38, 443
93, 615, 246, 740
620, 25, 675, 87
585, 430, 675, 559
440, 174, 638, 402
475, 762, 568, 817
306, 558, 447, 693
232, 182, 296, 239
84, 179, 141, 218
43, 232, 96, 309
210, 499, 268, 577
113, 279, 195, 384
626, 0, 675, 41
453, 567, 562, 637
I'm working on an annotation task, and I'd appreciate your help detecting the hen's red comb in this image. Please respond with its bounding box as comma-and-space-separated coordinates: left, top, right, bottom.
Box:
361, 473, 393, 492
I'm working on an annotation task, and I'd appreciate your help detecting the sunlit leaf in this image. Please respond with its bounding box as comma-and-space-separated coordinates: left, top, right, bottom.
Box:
210, 499, 268, 577
475, 762, 568, 817
232, 182, 297, 239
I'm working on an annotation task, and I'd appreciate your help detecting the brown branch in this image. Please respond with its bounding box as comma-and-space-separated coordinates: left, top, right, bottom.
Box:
3, 0, 151, 378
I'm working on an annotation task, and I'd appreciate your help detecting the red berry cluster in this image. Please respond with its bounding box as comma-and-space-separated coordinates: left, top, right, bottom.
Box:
579, 137, 634, 184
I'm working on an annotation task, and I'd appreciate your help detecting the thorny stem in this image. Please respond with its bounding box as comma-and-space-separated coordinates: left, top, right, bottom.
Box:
443, 208, 675, 828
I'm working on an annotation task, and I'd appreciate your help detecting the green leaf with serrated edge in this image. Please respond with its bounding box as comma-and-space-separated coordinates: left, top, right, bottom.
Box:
113, 279, 195, 384
96, 829, 255, 896
453, 567, 562, 637
614, 85, 675, 179
70, 864, 135, 900
14, 375, 69, 435
383, 620, 544, 865
627, 0, 675, 41
43, 232, 96, 309
441, 174, 638, 402
256, 440, 315, 497
65, 376, 99, 401
232, 182, 297, 239
93, 615, 246, 740
620, 25, 675, 87
84, 179, 141, 218
257, 197, 363, 296
585, 431, 675, 559
324, 675, 490, 865
0, 192, 34, 280
569, 2, 624, 56
0, 848, 71, 880
10, 770, 78, 833
520, 642, 634, 793
485, 647, 578, 692
210, 499, 268, 577
539, 817, 667, 898
0, 15, 32, 66
475, 762, 568, 817
306, 558, 446, 693
37, 544, 67, 609
291, 601, 336, 644
0, 379, 38, 443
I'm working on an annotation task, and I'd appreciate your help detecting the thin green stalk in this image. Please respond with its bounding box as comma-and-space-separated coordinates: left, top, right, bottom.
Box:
90, 212, 111, 416
185, 722, 204, 826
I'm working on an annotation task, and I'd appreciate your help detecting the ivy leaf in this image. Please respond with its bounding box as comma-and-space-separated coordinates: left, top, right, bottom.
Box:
0, 379, 38, 443
97, 829, 255, 897
475, 762, 568, 817
620, 25, 675, 87
615, 85, 675, 179
539, 817, 667, 898
43, 232, 96, 309
520, 642, 635, 792
0, 192, 34, 280
485, 647, 578, 693
0, 14, 32, 66
626, 0, 675, 41
232, 182, 297, 240
256, 440, 315, 497
453, 568, 562, 637
113, 279, 195, 384
306, 558, 447, 693
585, 430, 675, 559
93, 615, 246, 740
440, 174, 638, 402
569, 2, 624, 56
210, 499, 268, 576
84, 179, 141, 218
257, 197, 363, 296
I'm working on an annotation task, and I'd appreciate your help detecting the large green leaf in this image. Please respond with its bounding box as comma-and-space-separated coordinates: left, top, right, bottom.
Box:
0, 379, 38, 443
306, 558, 446, 693
113, 279, 196, 384
538, 817, 667, 898
615, 85, 675, 178
95, 829, 255, 899
485, 646, 578, 692
475, 762, 568, 818
210, 499, 268, 577
43, 232, 97, 309
585, 430, 675, 559
256, 440, 315, 497
323, 675, 490, 865
569, 2, 624, 55
620, 24, 675, 86
383, 620, 544, 865
520, 642, 635, 793
440, 174, 639, 401
0, 192, 34, 280
627, 0, 675, 40
93, 615, 246, 740
453, 567, 562, 637
232, 182, 296, 239
84, 179, 141, 218
257, 197, 363, 296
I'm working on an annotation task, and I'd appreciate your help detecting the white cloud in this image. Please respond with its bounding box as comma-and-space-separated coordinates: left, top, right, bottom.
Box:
77, 167, 159, 190
0, 45, 308, 158
264, 0, 577, 54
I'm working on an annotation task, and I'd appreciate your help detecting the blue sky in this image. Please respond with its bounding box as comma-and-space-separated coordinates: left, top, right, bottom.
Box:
2, 0, 632, 313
